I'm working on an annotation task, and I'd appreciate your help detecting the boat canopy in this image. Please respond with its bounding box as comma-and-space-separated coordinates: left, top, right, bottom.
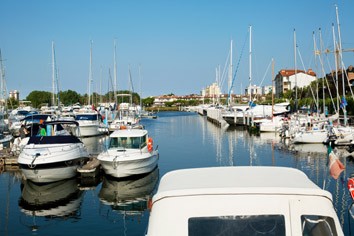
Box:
153, 166, 333, 202
21, 114, 52, 123
110, 129, 148, 138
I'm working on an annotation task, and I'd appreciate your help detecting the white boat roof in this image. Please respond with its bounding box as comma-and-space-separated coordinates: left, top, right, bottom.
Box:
110, 129, 148, 138
153, 166, 332, 203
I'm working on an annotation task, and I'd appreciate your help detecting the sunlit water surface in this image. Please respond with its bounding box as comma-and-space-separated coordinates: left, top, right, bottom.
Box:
0, 112, 353, 235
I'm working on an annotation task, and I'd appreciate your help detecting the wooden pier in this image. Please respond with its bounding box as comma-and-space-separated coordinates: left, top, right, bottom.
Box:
77, 157, 101, 178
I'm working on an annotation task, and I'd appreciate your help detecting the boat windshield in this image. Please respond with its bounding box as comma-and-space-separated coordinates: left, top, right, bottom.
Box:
109, 135, 146, 149
76, 114, 98, 121
301, 215, 337, 236
188, 215, 285, 236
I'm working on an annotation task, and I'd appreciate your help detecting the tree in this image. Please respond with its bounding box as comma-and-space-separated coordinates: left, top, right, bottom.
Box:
142, 97, 155, 107
26, 91, 51, 108
59, 90, 81, 106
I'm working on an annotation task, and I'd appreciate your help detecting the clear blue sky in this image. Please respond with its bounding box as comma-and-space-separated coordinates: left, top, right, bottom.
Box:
1, 0, 353, 100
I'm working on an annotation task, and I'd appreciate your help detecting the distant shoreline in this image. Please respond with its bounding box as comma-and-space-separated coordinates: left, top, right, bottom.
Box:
145, 107, 181, 112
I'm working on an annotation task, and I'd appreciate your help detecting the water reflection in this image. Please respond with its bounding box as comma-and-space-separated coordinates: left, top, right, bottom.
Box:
97, 167, 159, 235
18, 178, 83, 231
99, 167, 159, 210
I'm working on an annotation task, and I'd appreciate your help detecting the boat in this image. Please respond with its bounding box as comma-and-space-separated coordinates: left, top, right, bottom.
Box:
18, 120, 89, 183
292, 128, 328, 144
97, 128, 158, 178
259, 115, 284, 132
0, 133, 12, 149
146, 166, 344, 236
75, 111, 103, 137
109, 102, 141, 132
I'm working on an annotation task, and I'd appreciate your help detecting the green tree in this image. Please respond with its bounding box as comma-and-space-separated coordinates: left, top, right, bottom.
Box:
142, 97, 155, 107
59, 90, 81, 106
26, 91, 51, 108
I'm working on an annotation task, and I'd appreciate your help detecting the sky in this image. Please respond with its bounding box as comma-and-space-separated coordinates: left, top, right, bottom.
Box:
0, 0, 353, 100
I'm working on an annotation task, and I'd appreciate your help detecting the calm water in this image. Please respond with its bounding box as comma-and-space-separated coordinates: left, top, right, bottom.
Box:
1, 111, 354, 235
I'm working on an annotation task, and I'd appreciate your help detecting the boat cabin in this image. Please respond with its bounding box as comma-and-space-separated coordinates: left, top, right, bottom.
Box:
146, 166, 344, 236
109, 129, 148, 149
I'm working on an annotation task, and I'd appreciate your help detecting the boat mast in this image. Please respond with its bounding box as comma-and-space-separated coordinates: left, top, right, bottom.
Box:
88, 40, 93, 106
332, 24, 340, 116
248, 25, 252, 104
0, 49, 7, 111
294, 29, 298, 112
228, 39, 233, 106
271, 58, 274, 118
51, 41, 56, 106
312, 32, 319, 116
335, 4, 347, 126
113, 39, 118, 105
139, 64, 142, 111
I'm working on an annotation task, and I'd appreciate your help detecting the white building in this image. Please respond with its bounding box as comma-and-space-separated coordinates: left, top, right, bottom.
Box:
245, 85, 262, 96
9, 90, 19, 100
263, 85, 273, 95
275, 69, 316, 98
202, 83, 221, 97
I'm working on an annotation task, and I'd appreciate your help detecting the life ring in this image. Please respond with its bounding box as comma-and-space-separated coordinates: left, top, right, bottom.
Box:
147, 137, 153, 152
120, 125, 127, 130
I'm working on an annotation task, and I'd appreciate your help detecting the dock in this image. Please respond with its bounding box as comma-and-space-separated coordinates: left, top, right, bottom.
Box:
0, 148, 18, 166
77, 157, 101, 178
197, 106, 229, 128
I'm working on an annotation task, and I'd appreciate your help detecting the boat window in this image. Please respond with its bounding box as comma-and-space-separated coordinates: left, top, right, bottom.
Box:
301, 215, 337, 236
109, 138, 119, 148
76, 114, 98, 121
188, 215, 285, 236
131, 137, 141, 149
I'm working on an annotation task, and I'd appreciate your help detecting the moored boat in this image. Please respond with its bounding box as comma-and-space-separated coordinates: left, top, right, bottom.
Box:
97, 128, 158, 178
18, 120, 89, 183
146, 166, 344, 236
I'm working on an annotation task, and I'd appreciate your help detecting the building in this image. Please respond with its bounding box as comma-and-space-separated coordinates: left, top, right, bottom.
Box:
9, 90, 19, 101
262, 85, 273, 95
201, 83, 221, 97
153, 95, 179, 107
245, 85, 262, 96
274, 69, 316, 98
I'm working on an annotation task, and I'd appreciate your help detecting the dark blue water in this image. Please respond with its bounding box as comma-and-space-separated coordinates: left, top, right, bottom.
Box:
1, 111, 353, 235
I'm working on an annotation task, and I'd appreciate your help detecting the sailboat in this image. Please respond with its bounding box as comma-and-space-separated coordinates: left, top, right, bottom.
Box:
75, 41, 106, 137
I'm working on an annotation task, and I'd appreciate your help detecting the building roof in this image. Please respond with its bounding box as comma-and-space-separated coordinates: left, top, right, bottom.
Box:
278, 69, 316, 77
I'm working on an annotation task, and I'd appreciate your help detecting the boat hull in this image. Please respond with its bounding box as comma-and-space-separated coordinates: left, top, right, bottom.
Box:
99, 151, 159, 178
292, 130, 328, 144
18, 143, 89, 166
20, 165, 80, 183
77, 124, 100, 137
18, 142, 89, 183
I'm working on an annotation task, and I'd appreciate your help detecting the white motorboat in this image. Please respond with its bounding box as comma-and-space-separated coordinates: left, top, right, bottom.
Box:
259, 116, 284, 132
97, 128, 159, 178
108, 104, 140, 132
18, 120, 89, 183
75, 111, 104, 137
292, 128, 328, 144
146, 166, 343, 236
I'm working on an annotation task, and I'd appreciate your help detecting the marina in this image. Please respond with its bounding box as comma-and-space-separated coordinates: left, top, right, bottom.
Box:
1, 111, 354, 235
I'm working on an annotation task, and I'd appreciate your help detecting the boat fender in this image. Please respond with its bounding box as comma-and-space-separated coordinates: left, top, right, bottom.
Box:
348, 178, 354, 200
0, 158, 4, 166
147, 137, 153, 152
